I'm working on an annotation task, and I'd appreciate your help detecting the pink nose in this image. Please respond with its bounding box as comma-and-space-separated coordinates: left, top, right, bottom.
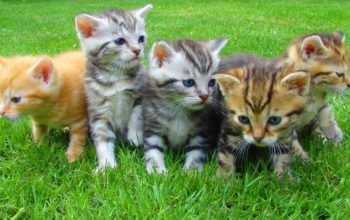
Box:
133, 50, 141, 56
199, 95, 208, 102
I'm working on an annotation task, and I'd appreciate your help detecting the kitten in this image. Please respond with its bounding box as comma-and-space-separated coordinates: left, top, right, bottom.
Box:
143, 38, 227, 174
75, 4, 153, 171
219, 32, 350, 160
215, 63, 310, 180
0, 51, 88, 162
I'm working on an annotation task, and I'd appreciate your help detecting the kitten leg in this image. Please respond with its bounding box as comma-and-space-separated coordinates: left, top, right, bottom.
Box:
127, 104, 143, 146
291, 130, 309, 161
65, 120, 88, 163
272, 152, 294, 182
144, 135, 167, 174
91, 119, 117, 172
317, 105, 343, 143
183, 136, 207, 172
216, 141, 236, 178
31, 120, 47, 144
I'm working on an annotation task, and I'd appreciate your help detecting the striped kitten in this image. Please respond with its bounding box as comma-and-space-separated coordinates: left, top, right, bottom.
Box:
215, 63, 310, 180
75, 4, 152, 171
219, 32, 350, 160
143, 39, 227, 174
0, 51, 87, 162
280, 32, 349, 158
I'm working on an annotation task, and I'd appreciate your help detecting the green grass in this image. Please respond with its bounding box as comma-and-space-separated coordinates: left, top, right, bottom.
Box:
1, 0, 350, 218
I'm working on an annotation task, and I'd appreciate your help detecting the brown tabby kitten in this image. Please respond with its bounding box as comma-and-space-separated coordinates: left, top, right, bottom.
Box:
219, 32, 350, 160
0, 51, 88, 162
215, 62, 310, 180
279, 31, 349, 158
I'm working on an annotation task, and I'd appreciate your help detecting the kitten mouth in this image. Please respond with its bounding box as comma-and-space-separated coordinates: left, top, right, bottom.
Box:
128, 57, 139, 63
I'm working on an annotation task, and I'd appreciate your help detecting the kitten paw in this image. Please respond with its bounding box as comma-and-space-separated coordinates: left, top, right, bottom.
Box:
94, 160, 118, 173
65, 149, 83, 163
297, 151, 310, 162
146, 165, 167, 175
127, 132, 142, 146
183, 162, 204, 172
322, 126, 343, 143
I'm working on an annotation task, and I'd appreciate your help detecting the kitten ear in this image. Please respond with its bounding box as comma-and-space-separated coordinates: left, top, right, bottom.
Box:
30, 57, 55, 85
214, 72, 241, 95
334, 31, 345, 43
281, 71, 310, 95
75, 14, 102, 38
204, 38, 228, 55
301, 35, 329, 59
132, 4, 153, 19
0, 57, 7, 69
150, 41, 175, 68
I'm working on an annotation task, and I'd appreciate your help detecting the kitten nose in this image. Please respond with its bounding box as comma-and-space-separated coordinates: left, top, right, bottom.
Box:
199, 95, 208, 102
133, 50, 141, 56
253, 136, 263, 143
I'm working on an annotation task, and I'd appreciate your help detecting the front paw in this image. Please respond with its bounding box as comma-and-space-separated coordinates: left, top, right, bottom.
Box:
183, 161, 204, 172
323, 126, 343, 143
146, 164, 167, 175
127, 130, 143, 146
65, 149, 83, 163
94, 160, 118, 174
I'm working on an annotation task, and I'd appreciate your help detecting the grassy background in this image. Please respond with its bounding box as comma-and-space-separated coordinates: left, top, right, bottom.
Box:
1, 0, 350, 218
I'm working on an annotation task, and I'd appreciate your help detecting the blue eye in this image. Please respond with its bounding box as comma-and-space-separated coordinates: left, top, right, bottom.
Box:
138, 36, 145, 43
114, 38, 126, 45
268, 116, 282, 125
11, 97, 21, 104
238, 116, 250, 125
183, 79, 195, 87
208, 79, 216, 87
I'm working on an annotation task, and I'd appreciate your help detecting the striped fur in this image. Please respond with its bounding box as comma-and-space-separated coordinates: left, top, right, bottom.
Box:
143, 39, 227, 174
219, 32, 350, 160
75, 5, 152, 171
215, 63, 310, 181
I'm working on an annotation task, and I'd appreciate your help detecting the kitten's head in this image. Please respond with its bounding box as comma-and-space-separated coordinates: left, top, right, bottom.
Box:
288, 31, 350, 94
148, 38, 227, 111
75, 4, 153, 69
0, 57, 59, 120
215, 64, 310, 147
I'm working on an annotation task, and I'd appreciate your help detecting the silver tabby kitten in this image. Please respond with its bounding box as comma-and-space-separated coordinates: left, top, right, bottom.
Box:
143, 39, 227, 174
75, 4, 152, 171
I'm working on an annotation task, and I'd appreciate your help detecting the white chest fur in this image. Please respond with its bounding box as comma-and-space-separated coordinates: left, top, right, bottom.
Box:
163, 111, 194, 148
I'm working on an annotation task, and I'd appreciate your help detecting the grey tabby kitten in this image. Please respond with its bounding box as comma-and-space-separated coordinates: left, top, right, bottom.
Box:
75, 4, 152, 171
143, 39, 227, 174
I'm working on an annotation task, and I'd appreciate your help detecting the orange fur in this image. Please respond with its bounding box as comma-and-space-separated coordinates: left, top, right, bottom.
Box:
0, 51, 88, 163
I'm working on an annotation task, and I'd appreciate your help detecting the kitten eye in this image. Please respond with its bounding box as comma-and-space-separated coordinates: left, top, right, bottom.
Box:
11, 97, 21, 104
138, 36, 145, 43
208, 79, 216, 87
183, 79, 195, 87
238, 116, 250, 125
336, 72, 345, 77
114, 38, 126, 45
268, 116, 282, 125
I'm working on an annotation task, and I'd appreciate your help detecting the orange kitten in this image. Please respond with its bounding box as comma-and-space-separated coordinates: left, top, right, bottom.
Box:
0, 51, 88, 162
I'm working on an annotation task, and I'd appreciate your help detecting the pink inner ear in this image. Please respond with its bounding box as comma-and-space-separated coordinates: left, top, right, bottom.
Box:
304, 42, 316, 56
41, 63, 52, 84
154, 45, 168, 67
77, 17, 95, 37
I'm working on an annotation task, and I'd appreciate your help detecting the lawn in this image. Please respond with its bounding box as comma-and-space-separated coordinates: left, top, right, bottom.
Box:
1, 0, 350, 218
